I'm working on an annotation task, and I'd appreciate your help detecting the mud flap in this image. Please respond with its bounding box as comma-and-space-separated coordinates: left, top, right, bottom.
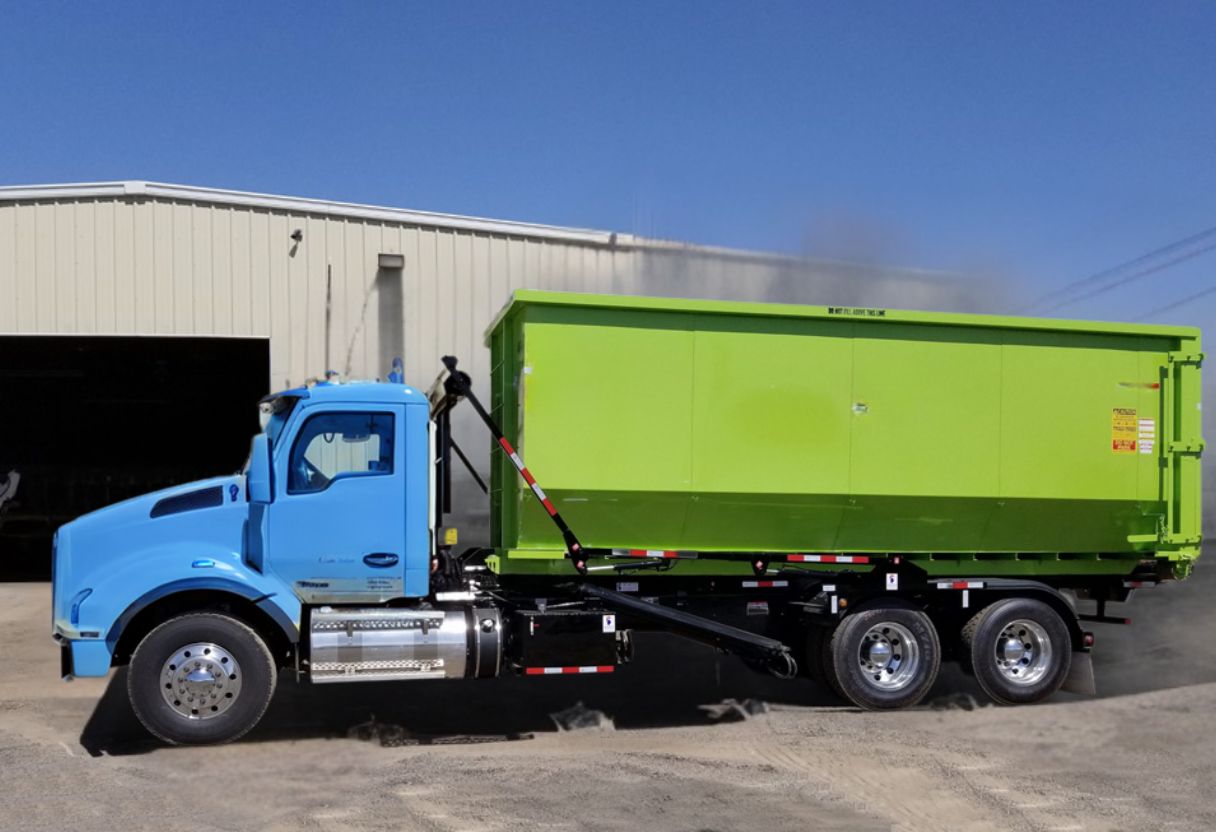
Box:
1061, 651, 1095, 696
60, 643, 74, 681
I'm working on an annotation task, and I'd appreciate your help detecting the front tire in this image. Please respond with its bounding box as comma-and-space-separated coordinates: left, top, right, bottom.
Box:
830, 605, 941, 710
961, 598, 1071, 706
128, 613, 277, 745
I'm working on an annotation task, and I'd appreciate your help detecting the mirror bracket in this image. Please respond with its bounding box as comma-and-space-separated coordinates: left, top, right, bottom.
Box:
248, 434, 273, 504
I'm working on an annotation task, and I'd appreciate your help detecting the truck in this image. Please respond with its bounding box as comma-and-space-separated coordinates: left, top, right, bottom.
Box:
51, 290, 1204, 745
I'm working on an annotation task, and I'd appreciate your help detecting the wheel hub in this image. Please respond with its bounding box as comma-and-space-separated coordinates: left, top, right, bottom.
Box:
865, 640, 893, 666
999, 637, 1027, 664
993, 619, 1053, 687
857, 621, 921, 692
160, 642, 243, 720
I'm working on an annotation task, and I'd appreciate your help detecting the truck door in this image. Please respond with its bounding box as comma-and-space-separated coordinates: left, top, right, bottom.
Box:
267, 405, 408, 603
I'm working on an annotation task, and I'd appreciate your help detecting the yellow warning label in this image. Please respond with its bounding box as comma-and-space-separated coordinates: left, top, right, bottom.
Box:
1112, 408, 1137, 453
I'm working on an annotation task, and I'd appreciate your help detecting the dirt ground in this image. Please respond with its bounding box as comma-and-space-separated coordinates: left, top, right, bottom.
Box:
2, 575, 1215, 832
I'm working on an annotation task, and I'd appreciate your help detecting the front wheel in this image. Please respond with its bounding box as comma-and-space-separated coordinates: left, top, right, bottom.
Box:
128, 613, 277, 745
961, 598, 1071, 706
830, 605, 941, 710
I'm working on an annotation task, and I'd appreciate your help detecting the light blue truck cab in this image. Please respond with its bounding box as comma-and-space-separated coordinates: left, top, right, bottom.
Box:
52, 380, 434, 730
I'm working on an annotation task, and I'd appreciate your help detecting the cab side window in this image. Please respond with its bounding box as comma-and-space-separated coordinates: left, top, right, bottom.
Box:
287, 412, 394, 494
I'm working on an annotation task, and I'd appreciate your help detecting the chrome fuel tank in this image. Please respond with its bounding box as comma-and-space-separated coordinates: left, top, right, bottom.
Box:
308, 607, 501, 683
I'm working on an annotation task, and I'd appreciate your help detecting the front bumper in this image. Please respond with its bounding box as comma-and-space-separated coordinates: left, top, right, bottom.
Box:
56, 638, 113, 680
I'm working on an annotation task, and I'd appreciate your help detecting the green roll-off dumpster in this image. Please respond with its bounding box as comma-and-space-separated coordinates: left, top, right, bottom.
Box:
487, 291, 1203, 581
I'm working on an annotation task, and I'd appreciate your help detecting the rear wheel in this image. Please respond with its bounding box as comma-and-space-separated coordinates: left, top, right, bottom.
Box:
830, 606, 940, 710
962, 598, 1071, 705
128, 613, 277, 745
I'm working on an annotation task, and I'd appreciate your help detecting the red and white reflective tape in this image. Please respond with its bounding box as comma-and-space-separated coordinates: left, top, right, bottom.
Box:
1122, 580, 1154, 589
524, 665, 615, 676
498, 437, 524, 470
498, 437, 560, 517
610, 549, 697, 560
742, 580, 789, 589
935, 581, 985, 590
528, 482, 557, 516
786, 554, 870, 564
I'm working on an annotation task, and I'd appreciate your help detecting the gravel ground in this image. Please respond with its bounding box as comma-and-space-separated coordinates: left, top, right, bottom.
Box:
2, 577, 1215, 832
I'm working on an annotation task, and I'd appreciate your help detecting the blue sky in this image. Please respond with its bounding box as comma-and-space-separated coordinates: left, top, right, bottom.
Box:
2, 2, 1214, 323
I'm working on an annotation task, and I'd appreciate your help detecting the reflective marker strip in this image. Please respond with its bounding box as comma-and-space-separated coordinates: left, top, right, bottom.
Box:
786, 554, 870, 564
524, 666, 615, 676
611, 549, 693, 559
742, 580, 789, 588
496, 438, 558, 516
1122, 581, 1152, 588
499, 436, 520, 461
936, 581, 985, 590
599, 551, 874, 563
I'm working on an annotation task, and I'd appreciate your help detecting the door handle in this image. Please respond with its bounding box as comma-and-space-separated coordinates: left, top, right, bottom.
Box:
363, 552, 400, 568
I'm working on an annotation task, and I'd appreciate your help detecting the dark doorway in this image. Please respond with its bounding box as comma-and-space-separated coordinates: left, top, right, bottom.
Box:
0, 336, 270, 580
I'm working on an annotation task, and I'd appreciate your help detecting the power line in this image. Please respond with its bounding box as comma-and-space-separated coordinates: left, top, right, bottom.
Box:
1134, 283, 1216, 322
1040, 238, 1216, 314
1020, 223, 1216, 313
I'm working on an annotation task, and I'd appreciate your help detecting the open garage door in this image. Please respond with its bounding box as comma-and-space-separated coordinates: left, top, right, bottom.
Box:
0, 336, 270, 580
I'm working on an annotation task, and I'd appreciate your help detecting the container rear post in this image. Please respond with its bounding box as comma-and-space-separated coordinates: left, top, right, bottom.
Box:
1161, 345, 1204, 575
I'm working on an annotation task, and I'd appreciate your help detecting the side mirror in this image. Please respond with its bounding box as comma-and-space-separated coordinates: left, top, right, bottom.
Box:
247, 434, 273, 504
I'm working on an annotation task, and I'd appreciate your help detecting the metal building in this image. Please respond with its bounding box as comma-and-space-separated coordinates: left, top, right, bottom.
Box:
0, 181, 984, 574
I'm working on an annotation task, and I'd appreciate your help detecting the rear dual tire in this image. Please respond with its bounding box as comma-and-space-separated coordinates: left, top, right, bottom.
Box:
826, 606, 941, 710
962, 598, 1071, 706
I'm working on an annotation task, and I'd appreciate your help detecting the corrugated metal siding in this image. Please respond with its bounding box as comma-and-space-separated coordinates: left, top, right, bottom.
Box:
0, 196, 987, 381
0, 194, 988, 542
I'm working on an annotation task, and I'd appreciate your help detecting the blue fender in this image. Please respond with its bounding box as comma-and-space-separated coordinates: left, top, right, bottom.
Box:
106, 576, 301, 653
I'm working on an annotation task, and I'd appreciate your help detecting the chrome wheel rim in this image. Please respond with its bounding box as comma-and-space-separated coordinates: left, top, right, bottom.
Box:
857, 621, 920, 691
993, 619, 1052, 686
159, 642, 243, 720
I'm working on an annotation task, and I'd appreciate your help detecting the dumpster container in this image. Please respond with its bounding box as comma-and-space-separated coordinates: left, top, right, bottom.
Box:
486, 291, 1203, 580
